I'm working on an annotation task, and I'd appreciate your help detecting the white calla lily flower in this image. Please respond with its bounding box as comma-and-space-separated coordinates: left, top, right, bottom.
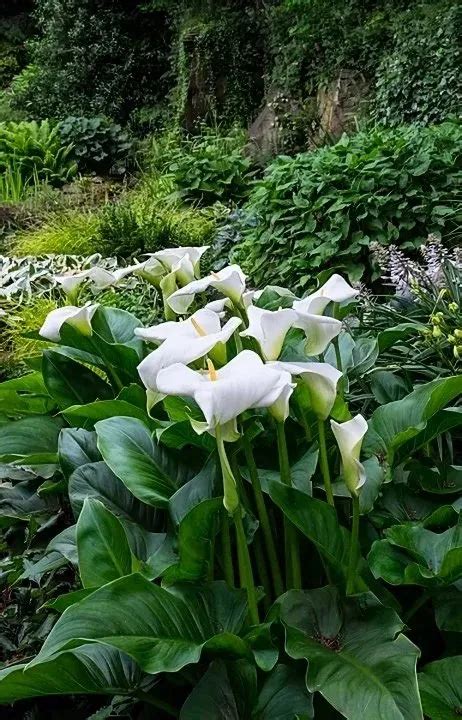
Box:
39, 304, 98, 342
270, 360, 342, 420
137, 309, 242, 402
167, 264, 246, 315
86, 265, 141, 290
293, 311, 342, 356
55, 270, 91, 298
330, 414, 368, 496
149, 246, 209, 276
240, 306, 297, 360
156, 349, 294, 436
293, 273, 359, 316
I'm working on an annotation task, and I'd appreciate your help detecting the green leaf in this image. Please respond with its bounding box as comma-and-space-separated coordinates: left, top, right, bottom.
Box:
96, 417, 192, 507
268, 482, 353, 589
42, 349, 112, 409
433, 586, 462, 632
58, 428, 100, 480
370, 371, 411, 404
254, 448, 318, 495
163, 498, 222, 584
0, 415, 62, 463
377, 323, 423, 352
275, 587, 422, 720
0, 645, 146, 703
69, 461, 160, 530
254, 663, 314, 719
419, 657, 462, 720
64, 399, 151, 429
368, 516, 462, 587
169, 458, 218, 525
77, 498, 133, 588
31, 577, 249, 674
180, 660, 257, 720
0, 372, 54, 417
363, 376, 462, 464
351, 337, 379, 376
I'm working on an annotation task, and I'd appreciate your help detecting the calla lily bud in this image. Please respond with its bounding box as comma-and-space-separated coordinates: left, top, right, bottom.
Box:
270, 360, 342, 420
167, 265, 247, 315
39, 304, 98, 342
240, 306, 298, 360
330, 414, 368, 496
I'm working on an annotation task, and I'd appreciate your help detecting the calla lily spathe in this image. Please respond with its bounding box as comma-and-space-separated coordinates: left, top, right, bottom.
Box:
240, 306, 297, 360
293, 311, 342, 356
330, 414, 368, 496
156, 349, 294, 438
270, 360, 342, 420
167, 265, 247, 315
149, 246, 209, 276
39, 304, 98, 342
137, 309, 242, 402
293, 273, 359, 315
55, 270, 91, 298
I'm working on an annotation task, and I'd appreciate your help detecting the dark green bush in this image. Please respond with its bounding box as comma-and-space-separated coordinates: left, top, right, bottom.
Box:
372, 1, 462, 126
14, 0, 172, 122
235, 121, 462, 291
165, 128, 255, 205
59, 116, 133, 175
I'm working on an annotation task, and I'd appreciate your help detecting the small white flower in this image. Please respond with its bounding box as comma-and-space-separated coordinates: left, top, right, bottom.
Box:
39, 304, 98, 342
330, 414, 368, 496
137, 309, 242, 401
240, 305, 297, 360
156, 349, 294, 436
270, 360, 342, 419
293, 274, 359, 315
167, 265, 246, 315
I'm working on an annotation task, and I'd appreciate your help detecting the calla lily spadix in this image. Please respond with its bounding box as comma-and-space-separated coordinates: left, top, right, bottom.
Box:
270, 360, 342, 420
240, 306, 297, 360
39, 304, 98, 342
156, 349, 294, 439
167, 264, 247, 315
137, 309, 242, 403
330, 414, 368, 496
293, 273, 359, 316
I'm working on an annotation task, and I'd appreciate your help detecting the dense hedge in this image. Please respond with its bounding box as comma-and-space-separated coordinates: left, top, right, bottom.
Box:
235, 121, 462, 291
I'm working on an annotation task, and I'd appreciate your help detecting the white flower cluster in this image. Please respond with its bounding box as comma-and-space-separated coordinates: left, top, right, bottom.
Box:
38, 246, 368, 501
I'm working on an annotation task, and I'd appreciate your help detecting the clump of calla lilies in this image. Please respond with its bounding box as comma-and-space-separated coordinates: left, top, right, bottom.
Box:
40, 246, 368, 620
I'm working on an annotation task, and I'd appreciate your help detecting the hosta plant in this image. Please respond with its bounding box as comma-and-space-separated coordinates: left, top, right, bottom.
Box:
0, 250, 460, 719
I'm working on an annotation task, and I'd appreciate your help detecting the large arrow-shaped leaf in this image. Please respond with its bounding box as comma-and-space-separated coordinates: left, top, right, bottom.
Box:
30, 576, 249, 674
0, 644, 145, 703
96, 417, 194, 507
274, 586, 422, 720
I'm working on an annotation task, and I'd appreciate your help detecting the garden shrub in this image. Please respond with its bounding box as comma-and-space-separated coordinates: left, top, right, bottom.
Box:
13, 210, 101, 256
164, 127, 255, 205
58, 116, 133, 175
0, 296, 56, 373
235, 121, 462, 291
97, 194, 216, 257
0, 119, 77, 189
372, 1, 462, 126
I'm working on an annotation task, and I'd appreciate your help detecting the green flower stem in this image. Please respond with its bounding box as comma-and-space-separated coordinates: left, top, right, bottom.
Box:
317, 418, 335, 507
346, 495, 360, 595
242, 435, 284, 598
220, 511, 234, 587
333, 337, 343, 373
216, 425, 259, 624
234, 508, 260, 625
275, 421, 302, 590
